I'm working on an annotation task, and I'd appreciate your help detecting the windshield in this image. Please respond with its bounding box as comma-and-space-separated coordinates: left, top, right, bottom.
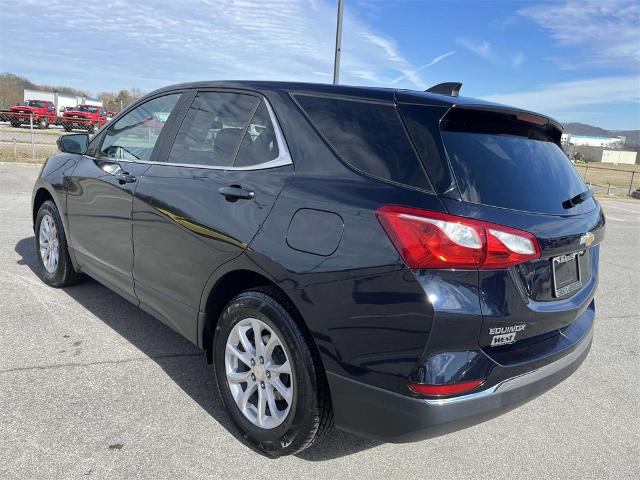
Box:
77, 105, 99, 113
26, 100, 46, 108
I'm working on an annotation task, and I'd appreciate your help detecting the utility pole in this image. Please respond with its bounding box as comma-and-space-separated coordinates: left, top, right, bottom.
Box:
333, 0, 344, 84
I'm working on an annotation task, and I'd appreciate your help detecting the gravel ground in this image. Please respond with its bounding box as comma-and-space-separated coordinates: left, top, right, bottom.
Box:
0, 163, 638, 479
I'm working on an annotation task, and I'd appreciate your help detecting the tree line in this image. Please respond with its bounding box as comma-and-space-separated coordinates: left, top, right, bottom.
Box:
0, 73, 143, 112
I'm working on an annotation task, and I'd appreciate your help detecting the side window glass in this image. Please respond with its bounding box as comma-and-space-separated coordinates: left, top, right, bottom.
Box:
295, 95, 431, 190
99, 94, 181, 161
167, 92, 258, 167
235, 101, 279, 167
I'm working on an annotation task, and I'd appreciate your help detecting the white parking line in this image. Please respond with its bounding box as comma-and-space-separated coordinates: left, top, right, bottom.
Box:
606, 216, 625, 222
603, 204, 640, 214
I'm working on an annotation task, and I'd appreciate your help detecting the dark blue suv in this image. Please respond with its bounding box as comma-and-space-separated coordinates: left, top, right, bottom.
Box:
32, 81, 603, 456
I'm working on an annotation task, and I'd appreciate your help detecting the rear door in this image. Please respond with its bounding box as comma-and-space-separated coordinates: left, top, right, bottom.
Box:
66, 93, 183, 302
132, 89, 292, 343
400, 105, 605, 349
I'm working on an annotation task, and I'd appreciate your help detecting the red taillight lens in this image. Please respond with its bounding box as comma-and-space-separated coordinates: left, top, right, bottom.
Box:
376, 206, 540, 269
408, 379, 485, 396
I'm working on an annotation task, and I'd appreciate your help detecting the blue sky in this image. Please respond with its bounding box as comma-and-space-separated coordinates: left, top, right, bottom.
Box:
1, 0, 638, 129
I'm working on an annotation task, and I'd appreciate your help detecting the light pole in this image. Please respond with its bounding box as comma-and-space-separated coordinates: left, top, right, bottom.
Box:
333, 0, 344, 84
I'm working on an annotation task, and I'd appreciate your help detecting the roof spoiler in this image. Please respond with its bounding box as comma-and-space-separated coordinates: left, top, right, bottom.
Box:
425, 82, 462, 97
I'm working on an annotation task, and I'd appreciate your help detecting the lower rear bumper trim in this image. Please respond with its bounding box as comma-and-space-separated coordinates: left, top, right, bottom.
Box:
425, 326, 593, 406
327, 325, 593, 443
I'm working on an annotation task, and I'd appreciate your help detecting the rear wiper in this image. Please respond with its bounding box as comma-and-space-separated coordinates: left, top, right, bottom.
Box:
562, 189, 592, 209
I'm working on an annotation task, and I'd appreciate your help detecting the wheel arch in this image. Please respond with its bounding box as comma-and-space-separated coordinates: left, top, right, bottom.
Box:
200, 266, 321, 371
32, 187, 56, 227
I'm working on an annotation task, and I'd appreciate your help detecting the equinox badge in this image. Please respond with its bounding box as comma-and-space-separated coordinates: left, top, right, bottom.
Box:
489, 324, 526, 346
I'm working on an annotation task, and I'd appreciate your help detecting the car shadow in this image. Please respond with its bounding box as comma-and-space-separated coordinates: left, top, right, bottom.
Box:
15, 236, 381, 461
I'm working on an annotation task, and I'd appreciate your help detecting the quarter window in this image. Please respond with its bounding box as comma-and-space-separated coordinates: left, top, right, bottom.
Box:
295, 95, 431, 190
99, 94, 181, 161
235, 101, 280, 167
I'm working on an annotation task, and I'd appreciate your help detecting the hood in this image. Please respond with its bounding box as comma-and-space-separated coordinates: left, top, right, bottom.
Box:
64, 110, 93, 117
10, 106, 39, 112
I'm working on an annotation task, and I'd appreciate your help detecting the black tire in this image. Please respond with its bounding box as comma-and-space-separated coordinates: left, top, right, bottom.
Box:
86, 123, 96, 134
63, 125, 73, 132
213, 289, 333, 457
38, 118, 49, 129
34, 200, 83, 288
10, 121, 20, 128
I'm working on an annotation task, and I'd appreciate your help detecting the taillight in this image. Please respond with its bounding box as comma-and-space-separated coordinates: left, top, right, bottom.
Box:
408, 379, 485, 396
376, 206, 540, 269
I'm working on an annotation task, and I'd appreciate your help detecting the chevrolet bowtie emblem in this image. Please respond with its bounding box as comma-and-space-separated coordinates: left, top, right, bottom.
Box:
580, 232, 595, 247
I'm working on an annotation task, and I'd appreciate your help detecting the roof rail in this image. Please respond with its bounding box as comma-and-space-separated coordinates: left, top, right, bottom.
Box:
425, 82, 462, 97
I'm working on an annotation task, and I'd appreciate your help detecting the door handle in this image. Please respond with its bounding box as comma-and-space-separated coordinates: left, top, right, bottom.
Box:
218, 185, 255, 201
115, 171, 137, 184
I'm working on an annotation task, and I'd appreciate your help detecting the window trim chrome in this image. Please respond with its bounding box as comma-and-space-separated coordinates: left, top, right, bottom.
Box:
97, 95, 293, 171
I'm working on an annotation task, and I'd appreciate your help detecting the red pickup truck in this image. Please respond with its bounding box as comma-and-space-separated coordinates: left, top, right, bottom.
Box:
62, 104, 109, 133
9, 100, 58, 129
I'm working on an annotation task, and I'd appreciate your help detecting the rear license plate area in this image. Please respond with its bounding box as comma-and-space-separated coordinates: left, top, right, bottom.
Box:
552, 252, 582, 297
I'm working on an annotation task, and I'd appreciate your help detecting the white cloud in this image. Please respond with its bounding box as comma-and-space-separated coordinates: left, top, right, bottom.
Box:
0, 0, 430, 93
456, 38, 499, 63
483, 75, 640, 116
390, 51, 456, 84
518, 0, 640, 68
511, 52, 524, 68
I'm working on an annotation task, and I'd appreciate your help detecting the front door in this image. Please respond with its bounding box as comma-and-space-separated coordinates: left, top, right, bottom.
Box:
132, 91, 292, 342
66, 93, 183, 302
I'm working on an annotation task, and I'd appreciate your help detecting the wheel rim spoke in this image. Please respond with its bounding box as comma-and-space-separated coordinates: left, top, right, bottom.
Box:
263, 334, 279, 359
266, 386, 284, 421
226, 370, 251, 384
237, 326, 255, 356
257, 387, 268, 427
252, 319, 266, 356
271, 377, 292, 403
226, 343, 252, 368
268, 360, 291, 375
239, 381, 257, 411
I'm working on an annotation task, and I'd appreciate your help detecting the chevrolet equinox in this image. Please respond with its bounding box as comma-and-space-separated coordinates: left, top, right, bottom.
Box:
32, 81, 603, 456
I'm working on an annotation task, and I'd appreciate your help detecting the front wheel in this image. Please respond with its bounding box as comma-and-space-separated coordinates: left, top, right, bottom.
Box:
214, 290, 333, 457
38, 118, 49, 129
35, 200, 83, 287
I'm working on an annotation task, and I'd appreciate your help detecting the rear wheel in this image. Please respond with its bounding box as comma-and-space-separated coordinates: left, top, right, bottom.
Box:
214, 290, 333, 457
35, 200, 83, 287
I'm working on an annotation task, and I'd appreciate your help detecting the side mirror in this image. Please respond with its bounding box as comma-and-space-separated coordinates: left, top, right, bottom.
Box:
57, 133, 89, 154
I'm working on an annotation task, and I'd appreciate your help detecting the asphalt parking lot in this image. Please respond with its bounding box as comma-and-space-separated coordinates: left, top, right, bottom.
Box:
0, 163, 638, 479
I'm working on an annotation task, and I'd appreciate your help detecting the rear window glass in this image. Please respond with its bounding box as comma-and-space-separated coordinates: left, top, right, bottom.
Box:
295, 95, 431, 191
441, 110, 590, 214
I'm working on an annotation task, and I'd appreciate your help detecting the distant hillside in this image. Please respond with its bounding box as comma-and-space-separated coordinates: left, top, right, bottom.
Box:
0, 72, 143, 113
564, 122, 640, 148
563, 122, 611, 137
614, 130, 640, 148
0, 73, 90, 110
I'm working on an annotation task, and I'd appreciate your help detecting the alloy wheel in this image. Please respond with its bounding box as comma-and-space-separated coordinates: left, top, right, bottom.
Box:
39, 214, 59, 273
225, 317, 294, 429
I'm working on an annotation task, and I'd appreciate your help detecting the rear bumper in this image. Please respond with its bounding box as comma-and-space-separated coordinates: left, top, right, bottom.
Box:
327, 325, 593, 443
